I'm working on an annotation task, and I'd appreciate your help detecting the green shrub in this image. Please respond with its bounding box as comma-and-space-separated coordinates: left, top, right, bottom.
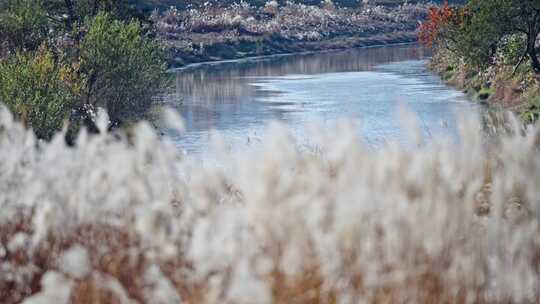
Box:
476, 87, 493, 101
0, 0, 49, 52
498, 34, 527, 65
78, 13, 169, 125
0, 2, 169, 140
522, 96, 540, 123
0, 46, 83, 139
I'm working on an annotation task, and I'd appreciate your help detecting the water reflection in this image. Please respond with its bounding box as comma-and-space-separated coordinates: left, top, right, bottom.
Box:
175, 45, 429, 104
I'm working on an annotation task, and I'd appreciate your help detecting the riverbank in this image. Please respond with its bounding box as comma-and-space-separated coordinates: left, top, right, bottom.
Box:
428, 48, 540, 123
168, 37, 419, 72
164, 31, 418, 68
151, 2, 428, 68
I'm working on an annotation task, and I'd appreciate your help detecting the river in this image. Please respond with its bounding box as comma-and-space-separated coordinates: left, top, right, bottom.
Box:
165, 44, 479, 156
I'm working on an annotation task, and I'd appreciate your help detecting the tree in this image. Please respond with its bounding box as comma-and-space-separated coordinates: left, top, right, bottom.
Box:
458, 0, 540, 73
0, 1, 169, 140
78, 13, 168, 126
0, 45, 83, 140
0, 0, 49, 53
44, 0, 146, 29
418, 1, 457, 48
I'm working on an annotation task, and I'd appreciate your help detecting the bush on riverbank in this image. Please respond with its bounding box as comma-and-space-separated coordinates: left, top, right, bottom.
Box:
0, 0, 168, 141
1, 106, 540, 303
0, 46, 82, 140
0, 0, 49, 54
78, 13, 168, 126
419, 1, 540, 123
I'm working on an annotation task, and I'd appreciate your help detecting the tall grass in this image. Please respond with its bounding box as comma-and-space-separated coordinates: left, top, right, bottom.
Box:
1, 105, 539, 303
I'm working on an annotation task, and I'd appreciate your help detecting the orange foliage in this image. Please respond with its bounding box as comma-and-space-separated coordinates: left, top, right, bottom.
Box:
418, 1, 454, 48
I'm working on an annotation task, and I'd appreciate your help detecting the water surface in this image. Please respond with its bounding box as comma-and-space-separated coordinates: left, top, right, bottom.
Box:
166, 45, 477, 155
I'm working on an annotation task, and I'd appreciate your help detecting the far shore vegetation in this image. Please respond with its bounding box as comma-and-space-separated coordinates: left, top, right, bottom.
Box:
151, 0, 431, 67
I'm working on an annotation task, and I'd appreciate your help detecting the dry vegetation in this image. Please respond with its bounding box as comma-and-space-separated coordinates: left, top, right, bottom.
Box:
151, 1, 428, 66
152, 1, 426, 41
1, 105, 540, 303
